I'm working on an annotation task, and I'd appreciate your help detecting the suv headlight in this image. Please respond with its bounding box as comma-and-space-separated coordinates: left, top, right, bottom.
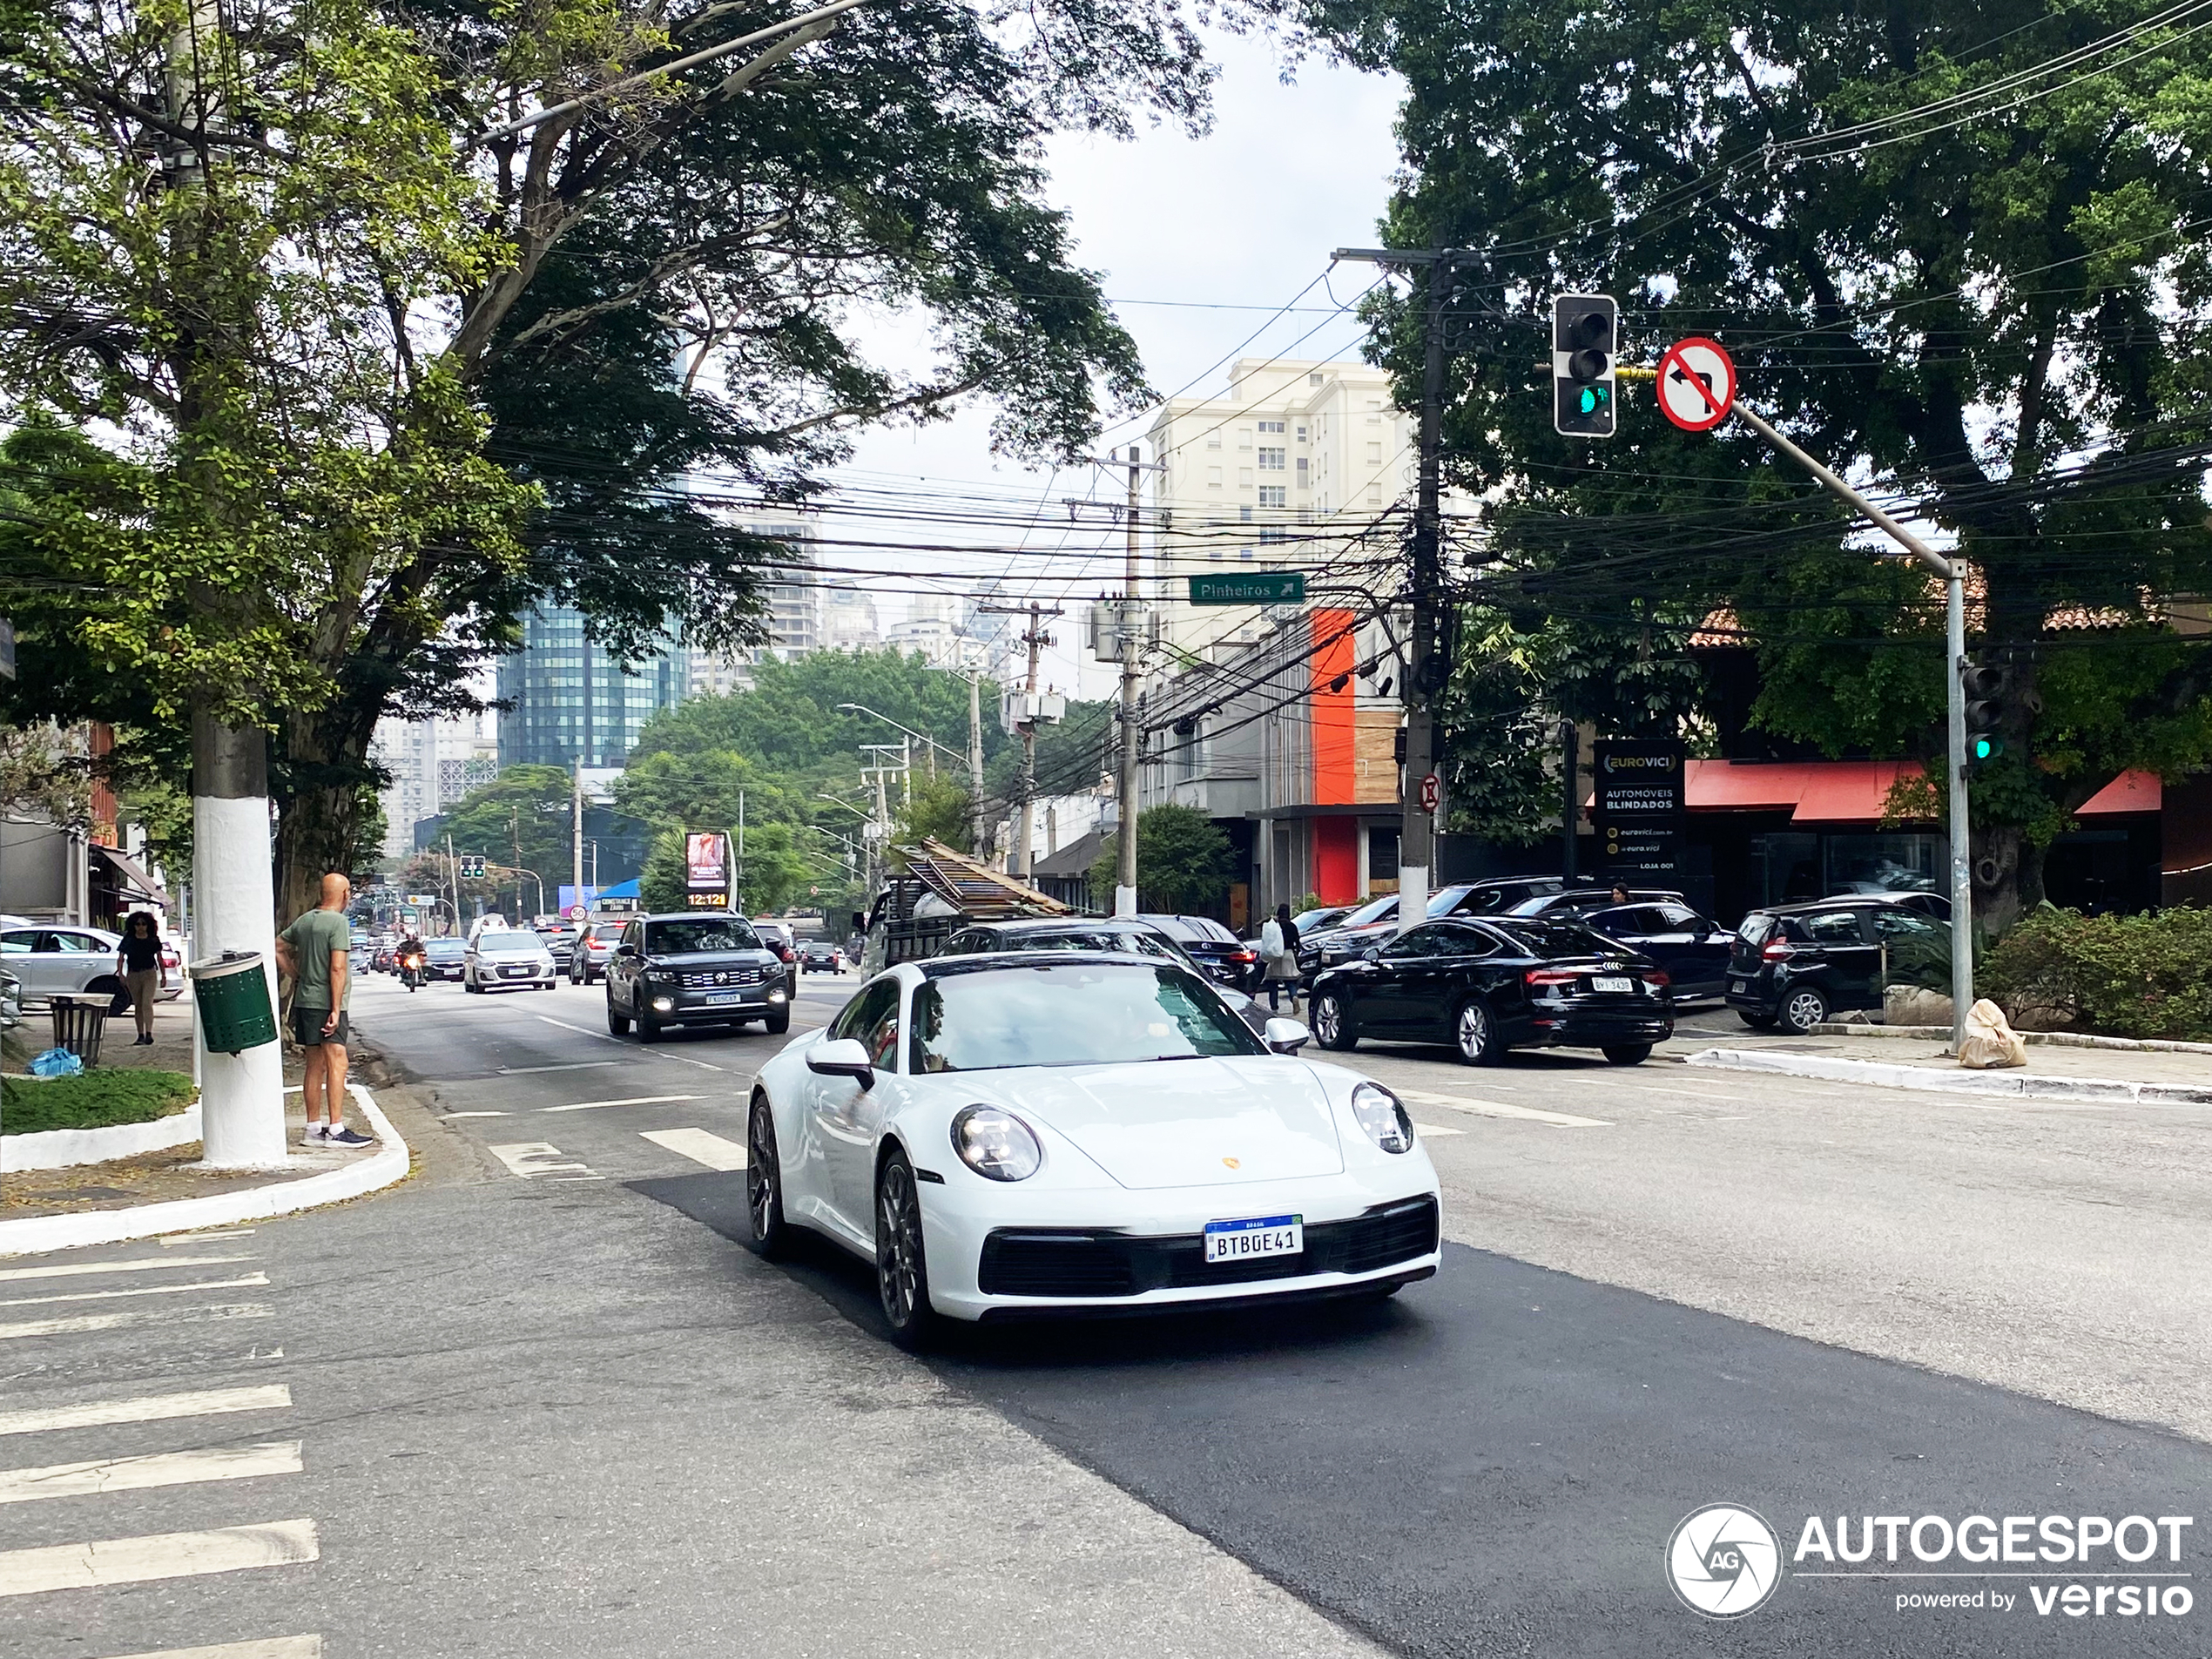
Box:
951, 1105, 1042, 1181
1351, 1082, 1415, 1154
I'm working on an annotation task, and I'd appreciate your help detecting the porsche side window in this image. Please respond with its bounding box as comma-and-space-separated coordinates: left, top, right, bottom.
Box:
831, 980, 897, 1045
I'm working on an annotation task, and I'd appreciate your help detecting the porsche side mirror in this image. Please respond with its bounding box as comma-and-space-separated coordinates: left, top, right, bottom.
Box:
1263, 1016, 1311, 1055
806, 1036, 875, 1089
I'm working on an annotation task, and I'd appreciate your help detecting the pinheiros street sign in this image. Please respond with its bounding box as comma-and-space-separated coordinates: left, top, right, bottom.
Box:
1189, 572, 1305, 605
1658, 337, 1737, 433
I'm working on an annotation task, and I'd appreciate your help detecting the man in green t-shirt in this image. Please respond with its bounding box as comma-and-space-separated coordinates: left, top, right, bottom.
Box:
275, 872, 372, 1148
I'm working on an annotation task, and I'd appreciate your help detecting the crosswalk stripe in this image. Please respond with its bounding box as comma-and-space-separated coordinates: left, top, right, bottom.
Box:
96, 1640, 320, 1659
639, 1127, 748, 1170
0, 1440, 302, 1505
1395, 1088, 1611, 1129
488, 1143, 592, 1178
0, 1385, 292, 1438
0, 1254, 255, 1285
0, 1517, 318, 1596
538, 1093, 703, 1114
160, 1230, 256, 1244
0, 1304, 271, 1342
0, 1274, 270, 1310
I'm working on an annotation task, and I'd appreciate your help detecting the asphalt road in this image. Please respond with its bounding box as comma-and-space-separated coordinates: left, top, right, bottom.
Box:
5, 969, 2208, 1657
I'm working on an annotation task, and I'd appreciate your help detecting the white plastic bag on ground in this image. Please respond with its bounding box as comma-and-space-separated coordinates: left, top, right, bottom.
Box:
1957, 998, 2027, 1069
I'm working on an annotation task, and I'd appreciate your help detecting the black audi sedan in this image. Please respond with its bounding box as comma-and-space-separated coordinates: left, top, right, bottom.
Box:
1306, 915, 1673, 1065
604, 912, 792, 1041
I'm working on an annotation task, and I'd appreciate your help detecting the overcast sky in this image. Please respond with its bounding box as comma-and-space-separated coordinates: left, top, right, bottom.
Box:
828, 29, 1407, 698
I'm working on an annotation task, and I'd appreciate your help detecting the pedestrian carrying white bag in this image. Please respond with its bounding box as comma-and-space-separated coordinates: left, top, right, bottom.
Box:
1957, 998, 2028, 1069
1260, 917, 1285, 961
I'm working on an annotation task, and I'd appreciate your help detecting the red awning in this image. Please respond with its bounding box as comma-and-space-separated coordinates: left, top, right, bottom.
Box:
2079, 770, 2161, 815
1680, 759, 1929, 824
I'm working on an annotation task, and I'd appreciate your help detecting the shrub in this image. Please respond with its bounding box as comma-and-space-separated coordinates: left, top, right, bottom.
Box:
1, 1069, 197, 1136
1980, 907, 2212, 1042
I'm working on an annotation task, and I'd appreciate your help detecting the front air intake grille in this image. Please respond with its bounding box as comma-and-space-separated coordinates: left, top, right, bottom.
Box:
977, 1196, 1439, 1299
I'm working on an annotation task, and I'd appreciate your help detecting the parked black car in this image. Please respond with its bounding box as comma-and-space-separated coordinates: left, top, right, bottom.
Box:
1308, 916, 1673, 1065
604, 913, 792, 1042
1725, 898, 1943, 1033
1561, 900, 1736, 1001
1138, 914, 1263, 990
422, 938, 468, 981
1298, 880, 1563, 974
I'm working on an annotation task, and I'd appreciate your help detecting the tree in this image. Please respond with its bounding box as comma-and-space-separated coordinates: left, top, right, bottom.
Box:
2, 0, 1245, 921
893, 774, 976, 857
435, 765, 576, 913
1089, 804, 1235, 912
1308, 0, 2212, 927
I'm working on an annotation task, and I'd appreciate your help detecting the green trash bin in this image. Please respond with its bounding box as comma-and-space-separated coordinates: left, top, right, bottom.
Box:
191, 952, 279, 1055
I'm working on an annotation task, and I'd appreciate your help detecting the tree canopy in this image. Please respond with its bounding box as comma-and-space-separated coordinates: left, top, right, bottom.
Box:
1305, 0, 2212, 924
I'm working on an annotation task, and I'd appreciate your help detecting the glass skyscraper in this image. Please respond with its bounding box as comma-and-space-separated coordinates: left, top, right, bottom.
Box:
496, 605, 691, 769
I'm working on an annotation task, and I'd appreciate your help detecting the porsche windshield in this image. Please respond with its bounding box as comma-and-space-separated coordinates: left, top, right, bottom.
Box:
909, 962, 1265, 1073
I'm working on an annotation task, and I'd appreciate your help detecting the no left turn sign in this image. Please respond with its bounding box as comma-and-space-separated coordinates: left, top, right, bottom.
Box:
1658, 337, 1736, 432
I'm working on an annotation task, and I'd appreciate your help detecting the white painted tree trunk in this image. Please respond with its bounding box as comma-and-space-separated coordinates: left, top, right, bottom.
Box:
192, 792, 287, 1168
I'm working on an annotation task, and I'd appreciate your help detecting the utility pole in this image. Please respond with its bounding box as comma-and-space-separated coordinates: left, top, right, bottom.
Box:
1560, 718, 1579, 884
510, 808, 523, 919
572, 759, 584, 911
173, 0, 284, 1165
1332, 246, 1460, 934
977, 601, 1064, 880
445, 832, 458, 932
967, 671, 986, 859
1116, 445, 1144, 916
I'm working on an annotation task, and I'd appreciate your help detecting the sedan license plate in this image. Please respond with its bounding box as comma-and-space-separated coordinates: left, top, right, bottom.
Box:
1591, 975, 1634, 995
1204, 1214, 1303, 1264
699, 991, 744, 1007
1731, 979, 1749, 995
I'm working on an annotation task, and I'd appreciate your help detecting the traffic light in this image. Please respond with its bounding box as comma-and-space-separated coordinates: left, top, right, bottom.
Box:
1962, 661, 2007, 766
460, 854, 486, 880
1553, 293, 1617, 437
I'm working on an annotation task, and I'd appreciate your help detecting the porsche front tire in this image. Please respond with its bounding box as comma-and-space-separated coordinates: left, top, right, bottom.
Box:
745, 1097, 791, 1260
874, 1147, 941, 1351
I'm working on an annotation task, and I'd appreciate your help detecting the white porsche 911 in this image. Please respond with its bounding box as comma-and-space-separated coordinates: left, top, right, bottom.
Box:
745, 952, 1442, 1346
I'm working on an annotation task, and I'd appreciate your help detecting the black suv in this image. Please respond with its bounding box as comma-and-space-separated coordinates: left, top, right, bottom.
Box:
604, 912, 792, 1042
1725, 898, 1943, 1033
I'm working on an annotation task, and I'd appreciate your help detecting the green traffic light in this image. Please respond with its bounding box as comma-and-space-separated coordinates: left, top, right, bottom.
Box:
1971, 736, 2002, 762
1579, 386, 1610, 415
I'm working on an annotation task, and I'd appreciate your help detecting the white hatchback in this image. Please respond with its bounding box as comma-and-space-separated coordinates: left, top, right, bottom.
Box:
745, 953, 1443, 1346
463, 928, 557, 993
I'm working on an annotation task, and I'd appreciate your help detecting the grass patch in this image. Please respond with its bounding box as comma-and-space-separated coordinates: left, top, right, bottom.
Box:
1, 1069, 197, 1136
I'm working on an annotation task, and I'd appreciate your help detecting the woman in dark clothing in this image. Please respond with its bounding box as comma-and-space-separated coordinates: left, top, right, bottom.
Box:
115, 912, 165, 1044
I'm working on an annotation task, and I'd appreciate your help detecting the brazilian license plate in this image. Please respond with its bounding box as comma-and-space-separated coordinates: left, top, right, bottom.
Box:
1204, 1214, 1303, 1264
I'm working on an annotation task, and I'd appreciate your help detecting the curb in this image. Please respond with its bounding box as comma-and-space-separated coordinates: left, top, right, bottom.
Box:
2, 1102, 204, 1173
0, 1082, 409, 1258
1683, 1048, 2212, 1107
1812, 1022, 2212, 1056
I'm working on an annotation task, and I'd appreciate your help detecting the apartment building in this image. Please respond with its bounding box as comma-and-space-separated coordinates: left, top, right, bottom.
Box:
689, 520, 822, 695
1144, 356, 1416, 661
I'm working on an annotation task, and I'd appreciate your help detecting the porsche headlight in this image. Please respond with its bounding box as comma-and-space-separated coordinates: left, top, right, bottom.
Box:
951, 1105, 1042, 1182
1351, 1082, 1415, 1154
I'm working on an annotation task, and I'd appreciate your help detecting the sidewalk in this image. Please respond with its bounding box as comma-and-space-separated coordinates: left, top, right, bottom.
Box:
1678, 1028, 2212, 1105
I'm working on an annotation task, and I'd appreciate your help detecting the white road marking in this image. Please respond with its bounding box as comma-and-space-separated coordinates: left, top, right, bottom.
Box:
488, 1143, 594, 1178
533, 1015, 725, 1072
0, 1440, 301, 1505
495, 1061, 623, 1076
0, 1305, 272, 1342
1411, 1123, 1466, 1136
1395, 1088, 1610, 1129
638, 1127, 748, 1170
540, 1094, 703, 1115
442, 1110, 510, 1118
0, 1385, 291, 1439
0, 1274, 270, 1310
160, 1230, 256, 1244
0, 1517, 318, 1597
97, 1640, 320, 1659
0, 1254, 253, 1285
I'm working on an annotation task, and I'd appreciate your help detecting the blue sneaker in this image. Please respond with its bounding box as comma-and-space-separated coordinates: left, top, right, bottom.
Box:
326, 1126, 374, 1148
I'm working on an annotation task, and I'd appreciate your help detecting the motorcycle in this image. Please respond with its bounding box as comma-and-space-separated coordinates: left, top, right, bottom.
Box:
401, 949, 426, 992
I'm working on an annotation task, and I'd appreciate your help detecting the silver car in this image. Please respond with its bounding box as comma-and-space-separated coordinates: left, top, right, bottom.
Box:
0, 924, 130, 1008
463, 928, 558, 993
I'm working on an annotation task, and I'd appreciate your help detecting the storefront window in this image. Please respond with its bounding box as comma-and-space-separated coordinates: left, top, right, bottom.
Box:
1824, 833, 1943, 896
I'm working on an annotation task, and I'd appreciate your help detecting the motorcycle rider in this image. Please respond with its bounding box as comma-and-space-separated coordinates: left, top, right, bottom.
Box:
398, 927, 428, 989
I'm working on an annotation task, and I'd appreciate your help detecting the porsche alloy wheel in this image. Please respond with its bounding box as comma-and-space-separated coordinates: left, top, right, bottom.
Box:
745, 1097, 789, 1259
874, 1150, 939, 1350
1455, 1000, 1499, 1066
